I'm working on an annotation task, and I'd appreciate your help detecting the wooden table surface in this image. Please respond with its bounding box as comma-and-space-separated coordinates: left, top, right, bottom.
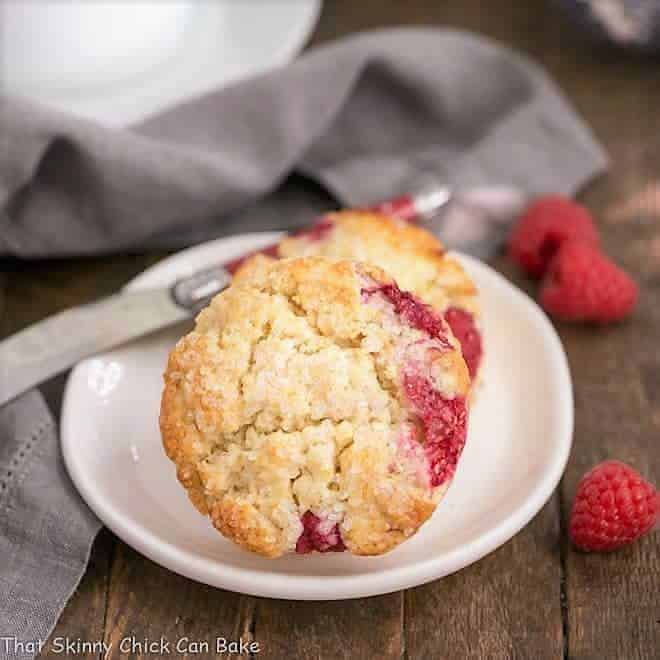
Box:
2, 1, 658, 658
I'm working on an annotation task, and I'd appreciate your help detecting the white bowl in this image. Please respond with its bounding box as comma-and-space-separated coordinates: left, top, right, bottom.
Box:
61, 233, 573, 599
1, 1, 193, 89
1, 1, 322, 125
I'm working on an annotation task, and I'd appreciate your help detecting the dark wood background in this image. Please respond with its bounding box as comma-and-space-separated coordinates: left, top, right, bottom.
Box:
1, 1, 658, 658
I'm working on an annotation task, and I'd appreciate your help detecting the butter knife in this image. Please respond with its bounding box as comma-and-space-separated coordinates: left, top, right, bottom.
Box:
0, 187, 458, 407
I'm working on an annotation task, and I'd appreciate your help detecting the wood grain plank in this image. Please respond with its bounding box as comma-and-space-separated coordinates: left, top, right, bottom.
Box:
0, 255, 163, 328
103, 542, 246, 660
254, 595, 403, 659
406, 498, 563, 660
560, 334, 660, 660
546, 6, 660, 651
559, 219, 660, 660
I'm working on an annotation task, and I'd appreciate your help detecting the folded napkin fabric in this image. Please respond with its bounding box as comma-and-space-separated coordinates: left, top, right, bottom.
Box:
0, 28, 606, 258
0, 392, 99, 660
0, 28, 606, 658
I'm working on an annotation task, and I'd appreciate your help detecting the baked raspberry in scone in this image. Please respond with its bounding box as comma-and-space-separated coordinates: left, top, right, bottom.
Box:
160, 257, 470, 557
237, 211, 483, 382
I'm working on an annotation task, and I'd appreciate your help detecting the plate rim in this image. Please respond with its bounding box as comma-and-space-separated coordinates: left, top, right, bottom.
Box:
61, 233, 573, 600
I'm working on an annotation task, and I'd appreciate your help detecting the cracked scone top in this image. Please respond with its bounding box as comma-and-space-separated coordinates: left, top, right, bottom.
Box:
160, 257, 470, 558
232, 211, 483, 381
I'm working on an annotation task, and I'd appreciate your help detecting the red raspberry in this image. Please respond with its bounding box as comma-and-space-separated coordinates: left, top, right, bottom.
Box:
508, 195, 599, 278
539, 242, 637, 322
570, 460, 658, 552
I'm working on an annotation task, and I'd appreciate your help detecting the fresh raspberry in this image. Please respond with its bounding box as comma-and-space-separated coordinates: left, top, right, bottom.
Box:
570, 460, 658, 552
508, 195, 599, 278
539, 242, 638, 322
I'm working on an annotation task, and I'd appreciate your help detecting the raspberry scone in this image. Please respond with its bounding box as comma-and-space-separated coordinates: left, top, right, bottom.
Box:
235, 211, 483, 381
160, 257, 470, 558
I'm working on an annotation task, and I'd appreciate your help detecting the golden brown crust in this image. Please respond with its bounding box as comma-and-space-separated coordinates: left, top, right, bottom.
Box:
338, 441, 443, 556
232, 253, 278, 283
160, 346, 210, 515
209, 497, 287, 558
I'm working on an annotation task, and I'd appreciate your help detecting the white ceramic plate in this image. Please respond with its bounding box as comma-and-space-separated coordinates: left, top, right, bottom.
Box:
6, 1, 321, 126
62, 233, 573, 600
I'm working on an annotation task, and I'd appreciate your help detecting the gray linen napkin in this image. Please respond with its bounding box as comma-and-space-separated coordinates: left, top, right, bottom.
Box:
0, 28, 606, 257
0, 393, 98, 660
0, 28, 606, 658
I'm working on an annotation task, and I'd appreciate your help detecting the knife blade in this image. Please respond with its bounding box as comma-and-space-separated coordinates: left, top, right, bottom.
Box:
0, 265, 232, 407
